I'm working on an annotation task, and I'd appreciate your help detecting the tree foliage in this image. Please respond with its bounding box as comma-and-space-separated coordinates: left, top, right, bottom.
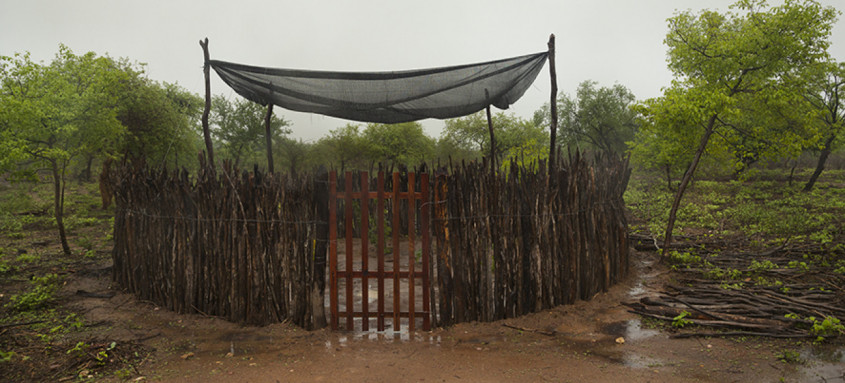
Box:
801, 61, 845, 191
210, 96, 291, 169
631, 0, 838, 251
0, 46, 131, 254
363, 121, 435, 167
275, 136, 313, 176
439, 110, 547, 163
310, 122, 436, 171
545, 80, 638, 154
0, 45, 205, 254
118, 79, 203, 168
312, 124, 373, 171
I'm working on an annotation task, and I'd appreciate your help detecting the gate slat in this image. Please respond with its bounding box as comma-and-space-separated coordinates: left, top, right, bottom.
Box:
377, 172, 386, 331
328, 171, 430, 333
420, 173, 431, 330
329, 172, 338, 331
392, 172, 401, 331
408, 172, 416, 332
344, 172, 354, 331
361, 173, 369, 331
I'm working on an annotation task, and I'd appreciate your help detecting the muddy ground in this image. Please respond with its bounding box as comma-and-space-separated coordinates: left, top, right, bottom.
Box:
4, 248, 840, 382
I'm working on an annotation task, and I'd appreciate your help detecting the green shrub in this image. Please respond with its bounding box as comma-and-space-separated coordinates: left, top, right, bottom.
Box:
7, 273, 63, 312
672, 310, 693, 328
811, 316, 845, 341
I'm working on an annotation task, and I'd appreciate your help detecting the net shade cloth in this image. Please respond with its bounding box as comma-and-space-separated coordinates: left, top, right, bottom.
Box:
209, 52, 548, 124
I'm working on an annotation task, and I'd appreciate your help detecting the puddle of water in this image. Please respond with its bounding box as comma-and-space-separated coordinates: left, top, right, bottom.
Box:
596, 319, 663, 370
324, 326, 442, 350
591, 346, 664, 369
628, 284, 647, 298
798, 347, 845, 382
625, 319, 660, 342
622, 352, 664, 369
600, 319, 660, 342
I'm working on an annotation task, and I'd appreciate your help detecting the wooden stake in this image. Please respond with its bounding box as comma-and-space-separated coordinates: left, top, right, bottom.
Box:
264, 103, 275, 174
485, 89, 497, 173
547, 34, 558, 171
486, 105, 496, 173
199, 38, 215, 167
312, 168, 329, 329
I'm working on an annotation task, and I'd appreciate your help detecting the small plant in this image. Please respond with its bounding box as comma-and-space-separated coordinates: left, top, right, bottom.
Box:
65, 313, 85, 330
835, 263, 845, 275
787, 260, 810, 272
784, 314, 844, 342
94, 342, 117, 366
0, 250, 14, 275
673, 310, 693, 328
811, 316, 845, 342
749, 260, 777, 272
667, 251, 703, 269
67, 341, 90, 358
15, 253, 39, 264
0, 350, 15, 363
76, 235, 94, 251
775, 349, 803, 364
705, 267, 743, 280
719, 282, 744, 290
7, 273, 62, 312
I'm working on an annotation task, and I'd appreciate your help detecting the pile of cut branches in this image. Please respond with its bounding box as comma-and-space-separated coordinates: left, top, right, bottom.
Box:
627, 243, 845, 340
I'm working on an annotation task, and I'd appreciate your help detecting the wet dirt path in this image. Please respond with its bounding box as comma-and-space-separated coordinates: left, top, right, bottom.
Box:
67, 251, 842, 382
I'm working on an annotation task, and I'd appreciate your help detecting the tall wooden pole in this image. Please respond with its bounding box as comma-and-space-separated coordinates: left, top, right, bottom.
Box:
485, 89, 496, 173
264, 103, 275, 173
547, 34, 558, 171
486, 105, 496, 173
199, 38, 215, 167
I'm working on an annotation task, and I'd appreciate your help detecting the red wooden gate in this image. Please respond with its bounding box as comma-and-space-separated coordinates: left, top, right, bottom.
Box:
329, 171, 431, 332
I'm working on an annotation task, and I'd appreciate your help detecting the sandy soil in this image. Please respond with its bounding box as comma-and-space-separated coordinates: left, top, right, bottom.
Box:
53, 250, 843, 383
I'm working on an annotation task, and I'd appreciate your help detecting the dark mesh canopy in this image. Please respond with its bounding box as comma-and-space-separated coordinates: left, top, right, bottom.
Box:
209, 51, 548, 124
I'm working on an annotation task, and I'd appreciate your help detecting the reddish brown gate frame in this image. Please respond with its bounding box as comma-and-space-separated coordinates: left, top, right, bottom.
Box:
329, 171, 431, 332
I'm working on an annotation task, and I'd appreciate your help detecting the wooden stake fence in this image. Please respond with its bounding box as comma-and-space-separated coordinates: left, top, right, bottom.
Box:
432, 153, 630, 325
111, 160, 327, 328
110, 153, 629, 330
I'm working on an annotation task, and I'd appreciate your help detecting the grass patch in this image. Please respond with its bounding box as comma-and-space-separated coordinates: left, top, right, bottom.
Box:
6, 273, 63, 312
625, 170, 845, 247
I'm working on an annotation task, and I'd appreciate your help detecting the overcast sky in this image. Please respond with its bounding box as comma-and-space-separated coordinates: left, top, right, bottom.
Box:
2, 0, 844, 141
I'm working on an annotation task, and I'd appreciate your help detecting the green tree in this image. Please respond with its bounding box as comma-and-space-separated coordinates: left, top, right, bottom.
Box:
275, 136, 313, 176
545, 80, 638, 154
362, 122, 435, 167
312, 124, 373, 171
117, 79, 204, 169
439, 111, 547, 163
0, 46, 130, 254
210, 96, 291, 169
633, 0, 837, 252
802, 61, 845, 191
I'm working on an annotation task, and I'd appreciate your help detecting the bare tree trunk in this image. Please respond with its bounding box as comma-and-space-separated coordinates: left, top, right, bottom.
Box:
51, 160, 71, 255
803, 134, 836, 192
79, 155, 94, 181
662, 114, 717, 255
